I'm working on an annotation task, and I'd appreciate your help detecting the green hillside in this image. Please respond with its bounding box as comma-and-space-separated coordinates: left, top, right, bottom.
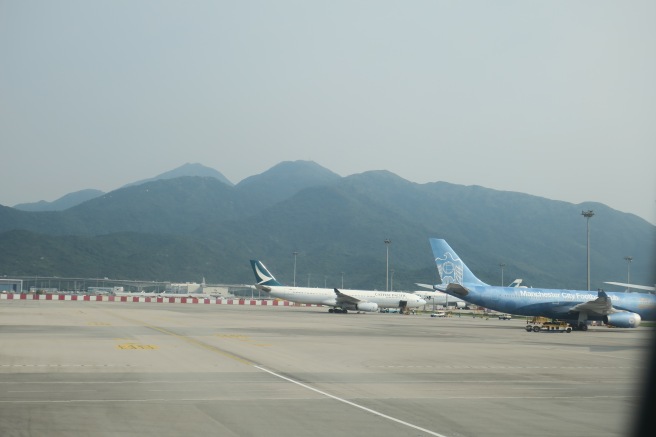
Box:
0, 161, 653, 291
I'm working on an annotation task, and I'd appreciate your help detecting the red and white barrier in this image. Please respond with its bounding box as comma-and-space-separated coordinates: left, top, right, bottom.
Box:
0, 293, 317, 306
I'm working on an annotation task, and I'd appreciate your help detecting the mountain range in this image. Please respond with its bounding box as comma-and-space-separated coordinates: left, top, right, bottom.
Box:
1, 161, 654, 291
11, 163, 232, 212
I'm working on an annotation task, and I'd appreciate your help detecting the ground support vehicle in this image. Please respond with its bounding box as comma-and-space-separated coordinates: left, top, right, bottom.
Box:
525, 318, 572, 333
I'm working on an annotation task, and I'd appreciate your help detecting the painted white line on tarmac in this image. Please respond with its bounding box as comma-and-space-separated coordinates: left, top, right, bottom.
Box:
254, 365, 448, 437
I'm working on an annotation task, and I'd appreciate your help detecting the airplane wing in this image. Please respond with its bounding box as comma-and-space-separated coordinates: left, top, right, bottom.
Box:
604, 282, 656, 291
569, 290, 616, 316
446, 283, 470, 297
433, 283, 470, 298
333, 288, 366, 305
415, 283, 434, 290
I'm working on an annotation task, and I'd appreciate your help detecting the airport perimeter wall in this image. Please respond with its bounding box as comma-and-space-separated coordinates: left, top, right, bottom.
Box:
0, 293, 317, 306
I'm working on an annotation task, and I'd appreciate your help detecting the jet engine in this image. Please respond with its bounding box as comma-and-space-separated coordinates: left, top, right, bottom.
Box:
603, 311, 642, 328
342, 302, 379, 312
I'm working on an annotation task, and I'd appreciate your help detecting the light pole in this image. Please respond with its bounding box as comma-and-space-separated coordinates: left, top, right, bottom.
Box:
390, 269, 394, 291
384, 239, 391, 291
582, 210, 594, 290
499, 263, 506, 287
624, 256, 633, 291
293, 251, 298, 287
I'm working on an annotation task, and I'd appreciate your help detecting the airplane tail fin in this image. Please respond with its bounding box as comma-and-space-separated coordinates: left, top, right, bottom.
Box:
508, 279, 523, 288
429, 239, 488, 286
249, 260, 282, 287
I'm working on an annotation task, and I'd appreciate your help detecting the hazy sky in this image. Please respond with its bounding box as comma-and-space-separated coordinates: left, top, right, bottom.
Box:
2, 1, 655, 224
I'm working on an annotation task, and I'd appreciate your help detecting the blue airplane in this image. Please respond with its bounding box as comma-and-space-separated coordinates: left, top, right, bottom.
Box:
430, 238, 656, 330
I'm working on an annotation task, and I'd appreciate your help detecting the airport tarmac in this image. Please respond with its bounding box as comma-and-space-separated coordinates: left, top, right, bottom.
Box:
0, 300, 652, 437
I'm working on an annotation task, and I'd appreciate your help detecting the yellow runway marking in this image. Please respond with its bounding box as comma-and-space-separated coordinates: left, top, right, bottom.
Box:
214, 333, 271, 347
116, 343, 158, 350
104, 310, 253, 366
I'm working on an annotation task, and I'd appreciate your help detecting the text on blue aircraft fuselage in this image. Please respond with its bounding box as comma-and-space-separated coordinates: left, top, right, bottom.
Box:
467, 286, 656, 310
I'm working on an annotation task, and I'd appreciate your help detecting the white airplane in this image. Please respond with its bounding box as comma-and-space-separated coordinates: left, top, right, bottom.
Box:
412, 285, 467, 308
507, 279, 528, 288
604, 282, 655, 292
250, 260, 426, 314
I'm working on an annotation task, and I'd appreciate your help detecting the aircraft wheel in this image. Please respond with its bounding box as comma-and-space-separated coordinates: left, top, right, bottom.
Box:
532, 326, 541, 332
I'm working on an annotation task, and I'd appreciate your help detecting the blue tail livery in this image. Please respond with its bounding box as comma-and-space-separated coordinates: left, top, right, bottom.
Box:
429, 238, 656, 330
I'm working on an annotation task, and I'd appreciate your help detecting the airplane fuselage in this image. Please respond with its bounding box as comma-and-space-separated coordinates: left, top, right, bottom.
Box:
412, 290, 467, 308
258, 285, 425, 309
445, 284, 656, 322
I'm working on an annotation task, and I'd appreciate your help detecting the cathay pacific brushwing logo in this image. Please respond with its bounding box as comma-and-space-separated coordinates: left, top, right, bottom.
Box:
254, 263, 274, 284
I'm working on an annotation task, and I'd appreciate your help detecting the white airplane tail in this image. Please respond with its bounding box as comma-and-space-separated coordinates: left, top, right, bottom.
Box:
508, 279, 525, 288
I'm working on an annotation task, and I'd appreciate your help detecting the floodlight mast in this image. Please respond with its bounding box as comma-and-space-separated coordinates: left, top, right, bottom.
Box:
581, 210, 595, 290
624, 256, 633, 291
384, 239, 392, 291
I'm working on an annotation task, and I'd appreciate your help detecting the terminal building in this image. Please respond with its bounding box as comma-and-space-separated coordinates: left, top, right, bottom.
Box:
88, 286, 125, 294
0, 279, 23, 293
167, 282, 202, 294
166, 282, 235, 298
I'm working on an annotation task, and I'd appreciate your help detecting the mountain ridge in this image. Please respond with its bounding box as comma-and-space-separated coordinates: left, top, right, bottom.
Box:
11, 163, 232, 211
0, 161, 653, 291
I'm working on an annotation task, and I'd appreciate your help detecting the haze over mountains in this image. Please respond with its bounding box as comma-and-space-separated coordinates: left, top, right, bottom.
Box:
1, 161, 653, 291
13, 189, 105, 212
12, 163, 233, 211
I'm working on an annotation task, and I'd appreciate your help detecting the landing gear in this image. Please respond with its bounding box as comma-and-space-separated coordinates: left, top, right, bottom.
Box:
328, 308, 348, 314
575, 313, 589, 331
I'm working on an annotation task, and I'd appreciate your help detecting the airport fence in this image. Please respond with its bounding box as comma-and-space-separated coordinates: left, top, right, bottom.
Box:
0, 293, 319, 306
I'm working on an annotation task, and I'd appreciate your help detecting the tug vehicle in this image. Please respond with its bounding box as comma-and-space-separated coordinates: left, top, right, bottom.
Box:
525, 317, 572, 333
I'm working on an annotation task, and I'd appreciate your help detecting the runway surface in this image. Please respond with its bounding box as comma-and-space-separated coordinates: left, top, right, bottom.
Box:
0, 300, 652, 436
